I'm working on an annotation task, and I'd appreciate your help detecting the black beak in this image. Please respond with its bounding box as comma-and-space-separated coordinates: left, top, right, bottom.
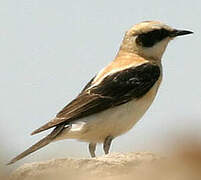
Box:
169, 29, 193, 37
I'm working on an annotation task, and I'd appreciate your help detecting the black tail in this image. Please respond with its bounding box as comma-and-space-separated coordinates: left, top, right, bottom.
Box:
7, 125, 65, 165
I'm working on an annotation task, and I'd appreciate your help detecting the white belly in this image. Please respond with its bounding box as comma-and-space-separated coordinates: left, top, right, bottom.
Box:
55, 80, 161, 143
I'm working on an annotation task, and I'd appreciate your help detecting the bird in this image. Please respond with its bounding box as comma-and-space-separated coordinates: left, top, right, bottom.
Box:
8, 21, 193, 165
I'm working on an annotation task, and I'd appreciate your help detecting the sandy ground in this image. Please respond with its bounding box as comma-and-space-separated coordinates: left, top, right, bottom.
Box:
9, 149, 201, 180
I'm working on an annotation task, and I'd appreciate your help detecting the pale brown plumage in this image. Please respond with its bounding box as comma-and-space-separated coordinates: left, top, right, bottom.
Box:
8, 21, 193, 165
31, 52, 149, 135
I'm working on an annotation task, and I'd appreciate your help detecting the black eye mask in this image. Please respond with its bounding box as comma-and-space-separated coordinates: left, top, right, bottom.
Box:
136, 29, 170, 47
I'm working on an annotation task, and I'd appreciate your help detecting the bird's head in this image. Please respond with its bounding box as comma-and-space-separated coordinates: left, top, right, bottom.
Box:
120, 21, 193, 61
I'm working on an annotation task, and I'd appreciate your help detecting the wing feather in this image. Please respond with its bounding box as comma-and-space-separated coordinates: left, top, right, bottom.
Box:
31, 63, 160, 135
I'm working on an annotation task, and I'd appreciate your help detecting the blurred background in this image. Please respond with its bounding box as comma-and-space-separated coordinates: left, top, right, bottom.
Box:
1, 0, 201, 174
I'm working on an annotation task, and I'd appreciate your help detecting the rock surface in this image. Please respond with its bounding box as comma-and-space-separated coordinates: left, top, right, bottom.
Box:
10, 152, 159, 180
10, 151, 201, 180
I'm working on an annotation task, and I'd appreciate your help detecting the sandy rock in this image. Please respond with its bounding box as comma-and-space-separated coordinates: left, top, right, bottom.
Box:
10, 152, 159, 180
11, 150, 201, 180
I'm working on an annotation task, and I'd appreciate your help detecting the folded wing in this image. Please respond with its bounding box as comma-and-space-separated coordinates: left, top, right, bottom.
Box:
31, 63, 160, 135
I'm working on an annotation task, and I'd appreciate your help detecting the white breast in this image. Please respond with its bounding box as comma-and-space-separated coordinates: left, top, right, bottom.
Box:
55, 78, 161, 143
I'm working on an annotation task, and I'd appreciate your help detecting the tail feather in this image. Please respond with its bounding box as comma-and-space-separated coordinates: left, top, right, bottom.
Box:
7, 124, 65, 165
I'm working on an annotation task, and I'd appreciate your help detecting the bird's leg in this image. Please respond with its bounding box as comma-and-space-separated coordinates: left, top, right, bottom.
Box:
89, 142, 96, 158
103, 136, 113, 155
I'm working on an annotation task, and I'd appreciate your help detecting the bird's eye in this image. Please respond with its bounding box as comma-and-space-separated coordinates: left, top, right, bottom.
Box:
136, 29, 170, 47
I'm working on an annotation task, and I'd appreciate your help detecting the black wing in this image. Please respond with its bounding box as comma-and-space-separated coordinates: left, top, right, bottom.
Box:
32, 63, 160, 135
